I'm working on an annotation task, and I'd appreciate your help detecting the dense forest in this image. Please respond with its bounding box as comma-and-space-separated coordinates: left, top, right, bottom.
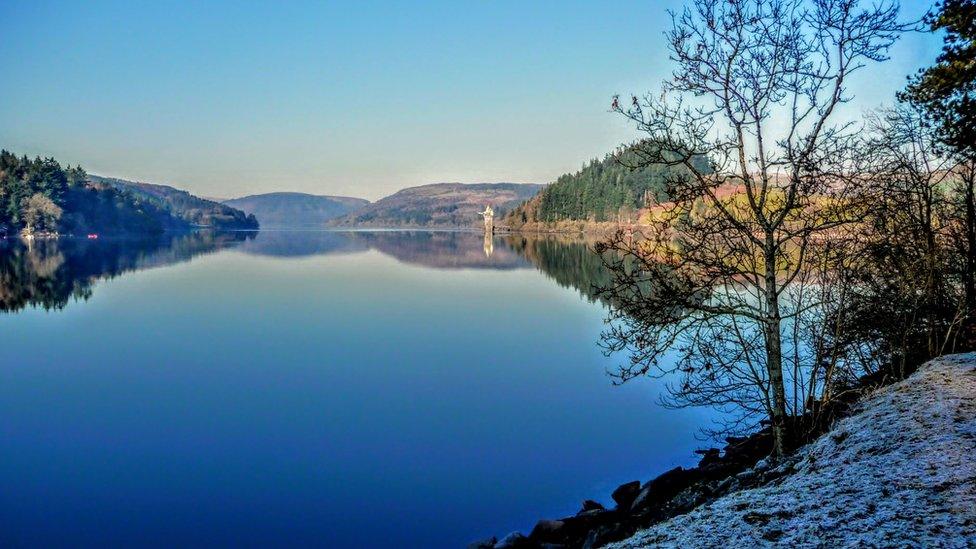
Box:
0, 152, 258, 236
0, 151, 190, 235
507, 150, 710, 225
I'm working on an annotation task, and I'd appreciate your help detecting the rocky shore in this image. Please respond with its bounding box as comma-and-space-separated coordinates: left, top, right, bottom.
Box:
473, 354, 976, 548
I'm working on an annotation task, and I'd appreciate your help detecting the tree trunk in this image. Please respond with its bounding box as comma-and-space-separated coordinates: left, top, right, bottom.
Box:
763, 237, 788, 459
964, 167, 976, 316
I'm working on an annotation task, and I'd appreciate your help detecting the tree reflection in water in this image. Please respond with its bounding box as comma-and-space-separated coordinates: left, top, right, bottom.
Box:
0, 230, 612, 313
0, 231, 254, 313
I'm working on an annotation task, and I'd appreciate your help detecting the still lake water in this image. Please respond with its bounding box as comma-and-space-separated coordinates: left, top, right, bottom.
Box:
0, 230, 709, 547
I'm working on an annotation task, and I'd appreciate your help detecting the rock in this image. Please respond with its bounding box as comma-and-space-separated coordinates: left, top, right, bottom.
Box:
630, 466, 704, 512
760, 460, 797, 483
670, 485, 708, 513
713, 475, 737, 495
611, 480, 642, 510
529, 519, 566, 542
494, 531, 531, 549
719, 430, 775, 469
575, 508, 610, 520
582, 527, 607, 549
630, 483, 655, 512
467, 536, 497, 549
583, 522, 634, 548
578, 499, 605, 514
695, 447, 722, 467
734, 468, 757, 486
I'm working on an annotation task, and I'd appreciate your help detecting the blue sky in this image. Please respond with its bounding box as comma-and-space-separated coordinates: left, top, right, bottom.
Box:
0, 0, 943, 200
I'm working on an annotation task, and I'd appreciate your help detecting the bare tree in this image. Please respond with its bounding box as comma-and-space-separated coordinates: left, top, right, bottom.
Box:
951, 160, 976, 314
598, 0, 906, 457
866, 105, 961, 361
21, 193, 62, 236
825, 104, 973, 386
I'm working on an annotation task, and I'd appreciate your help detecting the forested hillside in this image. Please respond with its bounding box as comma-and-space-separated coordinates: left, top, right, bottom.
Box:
330, 183, 543, 228
506, 151, 709, 228
90, 175, 258, 230
222, 192, 368, 228
0, 151, 188, 235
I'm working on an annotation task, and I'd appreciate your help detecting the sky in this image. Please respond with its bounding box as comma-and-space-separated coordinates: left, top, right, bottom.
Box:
0, 0, 944, 201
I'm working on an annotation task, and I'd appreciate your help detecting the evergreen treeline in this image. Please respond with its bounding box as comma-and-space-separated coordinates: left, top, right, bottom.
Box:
1, 152, 259, 235
1, 151, 187, 235
518, 151, 709, 223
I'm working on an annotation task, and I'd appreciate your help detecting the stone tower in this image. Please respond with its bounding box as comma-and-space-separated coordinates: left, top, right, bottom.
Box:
479, 204, 495, 234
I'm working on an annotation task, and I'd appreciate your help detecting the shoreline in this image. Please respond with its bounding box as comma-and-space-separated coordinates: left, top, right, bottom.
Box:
473, 354, 976, 548
611, 353, 976, 548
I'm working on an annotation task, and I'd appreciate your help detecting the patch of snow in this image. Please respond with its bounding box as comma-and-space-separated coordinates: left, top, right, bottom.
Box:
609, 353, 976, 548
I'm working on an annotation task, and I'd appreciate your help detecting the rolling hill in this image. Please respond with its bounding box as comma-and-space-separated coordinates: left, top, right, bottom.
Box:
222, 192, 369, 228
330, 183, 544, 229
89, 175, 259, 230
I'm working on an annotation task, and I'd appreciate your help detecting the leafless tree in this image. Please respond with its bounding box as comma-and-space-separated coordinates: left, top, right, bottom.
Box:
21, 193, 62, 236
598, 0, 907, 457
824, 104, 972, 386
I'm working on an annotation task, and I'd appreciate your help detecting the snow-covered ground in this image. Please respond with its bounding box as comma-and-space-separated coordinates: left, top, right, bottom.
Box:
609, 353, 976, 548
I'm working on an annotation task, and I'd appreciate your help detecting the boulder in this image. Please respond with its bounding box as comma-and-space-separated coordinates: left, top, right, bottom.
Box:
582, 523, 634, 549
575, 508, 610, 521
529, 519, 566, 542
669, 485, 708, 513
610, 480, 641, 510
563, 508, 618, 539
630, 483, 655, 512
494, 531, 531, 549
630, 466, 702, 512
578, 499, 604, 514
695, 447, 722, 467
467, 536, 497, 549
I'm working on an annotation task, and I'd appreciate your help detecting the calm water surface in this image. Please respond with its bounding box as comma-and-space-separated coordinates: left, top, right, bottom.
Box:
0, 230, 709, 547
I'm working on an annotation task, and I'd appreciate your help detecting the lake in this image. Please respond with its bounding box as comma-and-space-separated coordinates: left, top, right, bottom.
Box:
0, 230, 710, 547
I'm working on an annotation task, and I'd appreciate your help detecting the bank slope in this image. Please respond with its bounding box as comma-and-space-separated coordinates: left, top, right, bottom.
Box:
90, 175, 259, 230
222, 192, 368, 228
611, 353, 976, 548
330, 183, 543, 229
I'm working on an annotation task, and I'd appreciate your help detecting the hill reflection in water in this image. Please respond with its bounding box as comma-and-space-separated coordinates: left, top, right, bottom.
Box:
0, 230, 609, 313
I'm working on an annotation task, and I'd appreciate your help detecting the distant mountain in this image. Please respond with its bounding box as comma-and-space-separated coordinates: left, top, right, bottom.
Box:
89, 175, 259, 230
222, 192, 369, 228
330, 183, 544, 229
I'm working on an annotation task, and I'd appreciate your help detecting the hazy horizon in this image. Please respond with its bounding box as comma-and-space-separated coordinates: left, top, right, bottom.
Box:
1, 0, 942, 201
